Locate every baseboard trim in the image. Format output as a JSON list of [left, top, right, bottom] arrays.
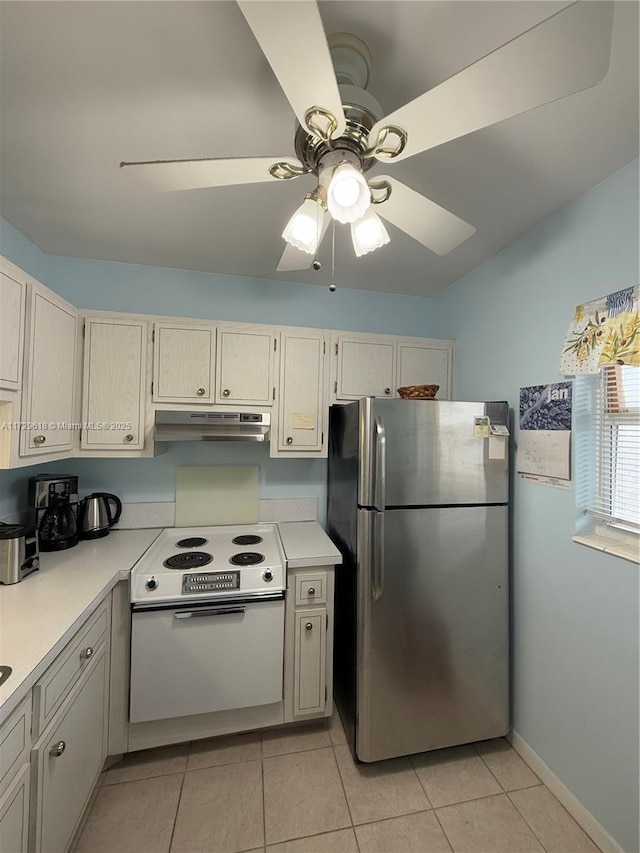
[[508, 729, 626, 853]]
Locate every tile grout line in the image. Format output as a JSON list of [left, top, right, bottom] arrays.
[[473, 745, 510, 794], [167, 769, 187, 853], [430, 802, 456, 853], [507, 790, 555, 853], [330, 741, 361, 850], [261, 733, 268, 851]]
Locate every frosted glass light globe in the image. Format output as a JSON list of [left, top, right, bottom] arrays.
[[351, 208, 390, 257], [282, 197, 323, 254], [327, 163, 370, 224]]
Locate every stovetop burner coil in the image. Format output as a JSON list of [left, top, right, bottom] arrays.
[[176, 536, 208, 548], [163, 551, 213, 570], [229, 552, 265, 566], [232, 534, 263, 546]]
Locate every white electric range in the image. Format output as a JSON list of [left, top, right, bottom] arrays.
[[129, 523, 287, 724]]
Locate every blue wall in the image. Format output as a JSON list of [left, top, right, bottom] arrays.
[[434, 159, 639, 852], [0, 216, 435, 521]]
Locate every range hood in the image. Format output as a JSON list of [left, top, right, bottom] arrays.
[[154, 411, 270, 442]]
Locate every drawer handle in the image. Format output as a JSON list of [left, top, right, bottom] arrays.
[[34, 435, 46, 445], [125, 434, 134, 443], [223, 388, 231, 397], [286, 436, 293, 445], [384, 388, 391, 395], [50, 741, 66, 757], [197, 387, 206, 396], [80, 646, 94, 660], [305, 622, 313, 631], [307, 587, 316, 596]]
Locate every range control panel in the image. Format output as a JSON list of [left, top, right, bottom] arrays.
[[182, 571, 241, 594]]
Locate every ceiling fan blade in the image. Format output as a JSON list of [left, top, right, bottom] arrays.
[[374, 176, 475, 256], [369, 1, 613, 162], [276, 212, 331, 272], [120, 156, 305, 191], [237, 0, 346, 139]]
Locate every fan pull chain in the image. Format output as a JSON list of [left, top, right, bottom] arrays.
[[329, 220, 337, 293]]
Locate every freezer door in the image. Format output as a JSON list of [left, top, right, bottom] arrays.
[[356, 505, 509, 762], [359, 398, 509, 507]]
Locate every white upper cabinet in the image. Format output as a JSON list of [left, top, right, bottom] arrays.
[[396, 339, 453, 399], [20, 281, 77, 456], [153, 323, 215, 404], [81, 318, 147, 450], [277, 329, 327, 454], [216, 326, 277, 406], [334, 333, 396, 400], [0, 268, 26, 390]]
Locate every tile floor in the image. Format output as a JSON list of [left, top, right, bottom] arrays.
[[72, 712, 601, 853]]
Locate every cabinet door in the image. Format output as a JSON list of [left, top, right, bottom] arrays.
[[21, 282, 77, 455], [397, 342, 453, 400], [31, 649, 107, 853], [0, 763, 30, 853], [294, 608, 327, 716], [278, 331, 326, 452], [216, 328, 276, 405], [81, 319, 147, 449], [153, 323, 215, 403], [335, 335, 396, 400], [0, 270, 26, 390]]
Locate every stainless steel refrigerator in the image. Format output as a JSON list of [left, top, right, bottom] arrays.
[[328, 398, 510, 763]]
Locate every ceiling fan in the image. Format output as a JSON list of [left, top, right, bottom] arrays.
[[121, 1, 613, 272]]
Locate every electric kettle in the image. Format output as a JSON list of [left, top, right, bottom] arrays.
[[78, 493, 122, 540]]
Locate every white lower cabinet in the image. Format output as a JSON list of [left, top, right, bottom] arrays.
[[0, 763, 30, 853], [284, 567, 334, 723], [30, 647, 108, 853], [293, 608, 327, 716]]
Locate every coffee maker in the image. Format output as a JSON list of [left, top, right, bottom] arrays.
[[29, 474, 80, 551]]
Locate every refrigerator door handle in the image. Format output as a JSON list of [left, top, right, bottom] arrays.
[[373, 416, 386, 512], [372, 510, 385, 601]]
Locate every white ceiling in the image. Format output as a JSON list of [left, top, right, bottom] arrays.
[[0, 1, 637, 298]]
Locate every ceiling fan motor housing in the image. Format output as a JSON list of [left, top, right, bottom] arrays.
[[295, 84, 383, 175]]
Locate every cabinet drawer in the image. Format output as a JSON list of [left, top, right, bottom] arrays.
[[32, 599, 110, 737], [0, 694, 32, 798], [294, 573, 327, 606], [0, 762, 30, 853], [31, 649, 108, 853]]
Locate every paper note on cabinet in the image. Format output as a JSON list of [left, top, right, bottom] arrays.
[[292, 412, 315, 430]]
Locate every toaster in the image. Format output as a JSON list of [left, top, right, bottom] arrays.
[[0, 521, 40, 584]]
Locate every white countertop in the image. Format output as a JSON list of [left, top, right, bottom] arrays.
[[277, 521, 343, 569], [0, 521, 342, 725], [0, 529, 159, 724]]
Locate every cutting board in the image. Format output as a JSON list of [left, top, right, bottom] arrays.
[[175, 465, 259, 527]]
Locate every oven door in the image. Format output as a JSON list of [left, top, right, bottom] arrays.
[[129, 595, 285, 723]]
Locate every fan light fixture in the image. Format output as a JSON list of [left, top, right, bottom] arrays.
[[351, 208, 390, 257], [282, 192, 325, 255], [326, 162, 370, 224]]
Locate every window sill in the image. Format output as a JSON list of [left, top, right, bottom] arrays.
[[572, 533, 639, 564]]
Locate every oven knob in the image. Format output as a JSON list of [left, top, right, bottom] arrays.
[[146, 576, 158, 591], [262, 570, 274, 583]]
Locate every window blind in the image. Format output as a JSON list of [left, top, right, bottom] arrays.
[[589, 365, 640, 530]]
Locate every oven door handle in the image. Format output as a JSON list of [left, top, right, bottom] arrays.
[[174, 605, 246, 619]]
